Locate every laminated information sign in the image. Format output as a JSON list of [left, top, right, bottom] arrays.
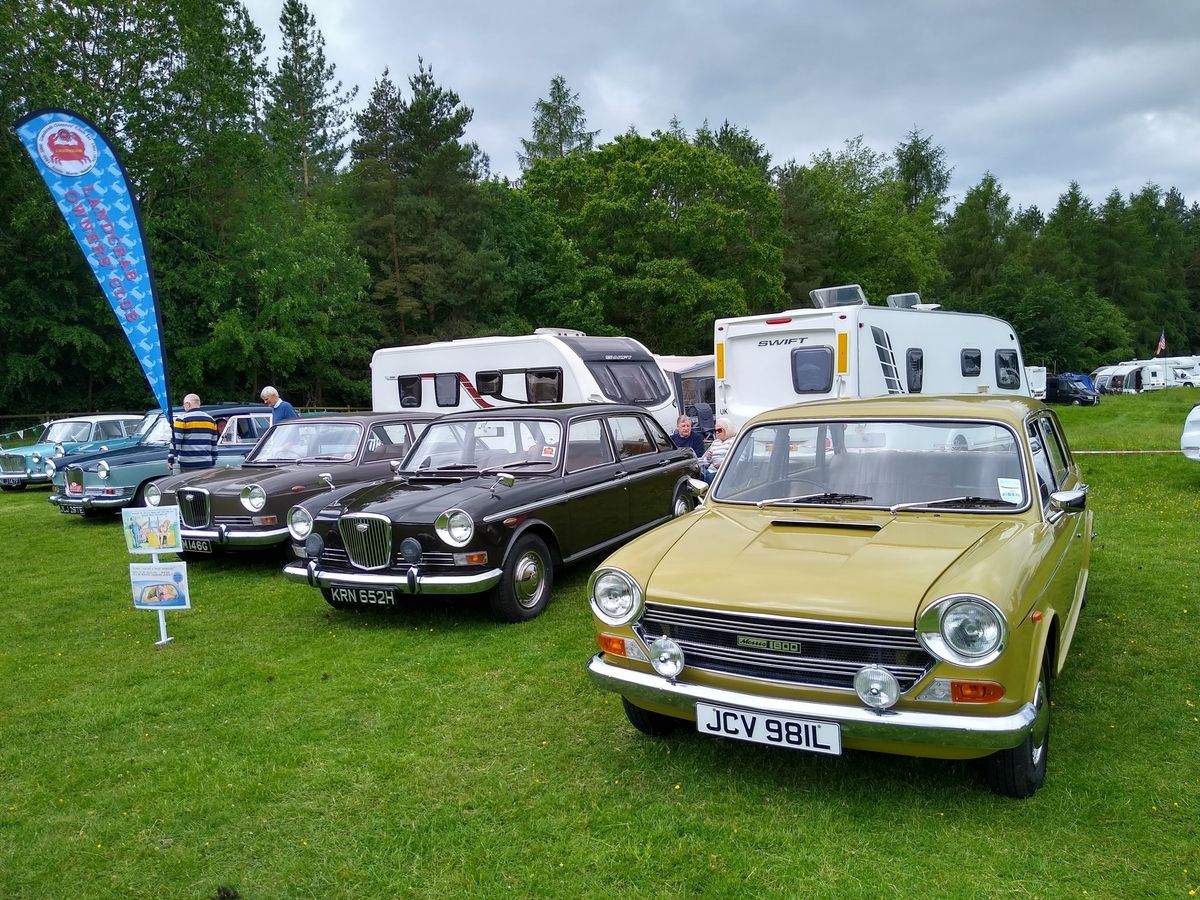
[[130, 561, 191, 610], [122, 506, 181, 554]]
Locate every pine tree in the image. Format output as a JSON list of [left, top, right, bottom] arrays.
[[518, 75, 598, 170]]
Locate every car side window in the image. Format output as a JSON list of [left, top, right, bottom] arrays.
[[566, 418, 615, 472], [608, 415, 654, 459], [646, 416, 674, 452], [96, 420, 124, 439], [363, 423, 411, 461], [1027, 420, 1056, 503], [1036, 417, 1070, 486]]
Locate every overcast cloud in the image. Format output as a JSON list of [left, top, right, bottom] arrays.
[[240, 0, 1200, 213]]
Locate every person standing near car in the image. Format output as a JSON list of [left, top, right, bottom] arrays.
[[260, 385, 299, 424], [170, 393, 218, 470], [670, 414, 706, 458]]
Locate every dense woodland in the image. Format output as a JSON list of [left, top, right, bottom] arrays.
[[3, 0, 1199, 416]]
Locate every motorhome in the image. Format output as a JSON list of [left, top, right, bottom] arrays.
[[714, 286, 1029, 428], [371, 330, 679, 433], [1094, 361, 1175, 394]]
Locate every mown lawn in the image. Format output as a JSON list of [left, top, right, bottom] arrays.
[[0, 393, 1197, 898]]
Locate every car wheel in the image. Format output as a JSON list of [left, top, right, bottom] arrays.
[[1, 482, 26, 492], [984, 653, 1050, 798], [489, 533, 553, 622], [1071, 399, 1081, 406], [622, 697, 684, 736], [672, 490, 692, 517]]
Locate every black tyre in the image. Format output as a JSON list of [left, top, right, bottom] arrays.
[[489, 533, 553, 622], [1, 482, 26, 492], [984, 654, 1050, 798], [1071, 399, 1081, 406], [622, 697, 684, 736]]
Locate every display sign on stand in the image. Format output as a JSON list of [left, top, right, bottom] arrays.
[[121, 506, 187, 646]]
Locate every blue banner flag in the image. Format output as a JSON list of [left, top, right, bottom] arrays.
[[14, 108, 171, 419]]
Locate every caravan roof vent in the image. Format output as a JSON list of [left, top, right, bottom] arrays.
[[886, 292, 921, 309], [809, 284, 868, 308], [534, 327, 588, 337]]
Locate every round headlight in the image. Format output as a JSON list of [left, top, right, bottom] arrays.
[[854, 665, 900, 709], [287, 505, 313, 541], [917, 594, 1007, 667], [434, 508, 474, 547], [54, 443, 65, 457], [97, 460, 110, 480], [588, 568, 643, 626], [240, 484, 267, 512], [31, 452, 41, 464], [649, 638, 685, 679], [144, 483, 161, 507], [44, 459, 56, 478], [942, 600, 1003, 658]]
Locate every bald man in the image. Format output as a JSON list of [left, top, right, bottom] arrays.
[[170, 393, 218, 470]]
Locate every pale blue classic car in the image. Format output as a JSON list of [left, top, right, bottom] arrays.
[[0, 414, 144, 491]]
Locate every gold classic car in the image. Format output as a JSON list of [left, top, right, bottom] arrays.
[[586, 395, 1092, 797]]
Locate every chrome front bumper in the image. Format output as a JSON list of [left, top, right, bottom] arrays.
[[48, 491, 131, 509], [587, 654, 1036, 751], [2, 473, 50, 486], [181, 525, 290, 547], [282, 560, 503, 596]]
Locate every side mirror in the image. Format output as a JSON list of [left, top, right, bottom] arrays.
[[687, 476, 709, 497], [318, 472, 334, 490], [1049, 488, 1087, 512], [490, 472, 516, 497]]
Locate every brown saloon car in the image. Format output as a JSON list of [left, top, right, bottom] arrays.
[[143, 412, 437, 554]]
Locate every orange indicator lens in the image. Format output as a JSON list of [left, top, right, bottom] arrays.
[[598, 634, 627, 657], [951, 681, 1005, 703]]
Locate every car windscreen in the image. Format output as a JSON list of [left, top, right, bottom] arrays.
[[711, 419, 1028, 511], [405, 419, 563, 472], [250, 422, 363, 462], [44, 421, 91, 443], [586, 362, 671, 405], [142, 417, 173, 445]]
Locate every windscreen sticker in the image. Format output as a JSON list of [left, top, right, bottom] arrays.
[[541, 446, 557, 458], [997, 477, 1023, 504]]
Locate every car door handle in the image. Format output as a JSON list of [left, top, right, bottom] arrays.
[[613, 470, 628, 479]]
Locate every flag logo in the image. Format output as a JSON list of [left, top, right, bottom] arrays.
[[36, 122, 98, 176], [1155, 330, 1167, 355]]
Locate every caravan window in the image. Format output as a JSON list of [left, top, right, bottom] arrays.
[[434, 373, 460, 407], [397, 376, 421, 408], [587, 362, 670, 405], [476, 372, 503, 395], [526, 369, 563, 403], [995, 351, 1021, 389], [791, 347, 834, 393], [961, 349, 982, 377], [906, 349, 924, 393]]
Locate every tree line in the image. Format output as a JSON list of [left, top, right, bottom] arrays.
[[2, 0, 1197, 416]]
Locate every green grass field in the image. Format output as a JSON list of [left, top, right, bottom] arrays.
[[1, 392, 1198, 898]]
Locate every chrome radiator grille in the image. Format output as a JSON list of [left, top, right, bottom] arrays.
[[637, 603, 934, 692], [337, 514, 392, 569], [1, 454, 25, 474], [66, 467, 85, 494], [321, 547, 455, 569], [177, 490, 210, 527]]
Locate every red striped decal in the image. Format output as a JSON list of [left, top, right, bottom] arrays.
[[456, 373, 494, 408]]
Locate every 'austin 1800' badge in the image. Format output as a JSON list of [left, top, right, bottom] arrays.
[[737, 635, 802, 654]]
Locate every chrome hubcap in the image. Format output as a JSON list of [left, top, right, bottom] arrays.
[[514, 551, 545, 608], [1029, 679, 1049, 766], [673, 496, 689, 517]]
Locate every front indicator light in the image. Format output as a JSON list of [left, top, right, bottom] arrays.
[[453, 551, 488, 565], [598, 633, 650, 662], [251, 515, 278, 526], [951, 681, 1006, 703], [854, 665, 900, 710], [649, 638, 684, 679]]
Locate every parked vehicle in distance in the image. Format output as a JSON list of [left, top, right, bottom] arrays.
[[714, 285, 1029, 429], [47, 405, 271, 515], [1181, 403, 1200, 461], [0, 413, 144, 490], [371, 329, 680, 433], [654, 354, 716, 429], [1025, 366, 1047, 400], [143, 412, 437, 554], [586, 395, 1091, 798], [284, 404, 701, 622], [1045, 373, 1100, 406]]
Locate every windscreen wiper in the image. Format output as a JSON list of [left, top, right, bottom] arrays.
[[890, 496, 1020, 514], [480, 460, 553, 473], [757, 492, 873, 507]]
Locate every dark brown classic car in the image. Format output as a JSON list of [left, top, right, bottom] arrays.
[[283, 404, 702, 621], [144, 413, 437, 554]]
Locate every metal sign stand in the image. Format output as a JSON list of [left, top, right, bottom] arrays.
[[150, 550, 173, 646]]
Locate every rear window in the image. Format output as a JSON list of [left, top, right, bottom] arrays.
[[791, 347, 834, 393]]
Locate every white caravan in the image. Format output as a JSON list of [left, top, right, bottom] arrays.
[[653, 354, 715, 421], [371, 330, 679, 432], [714, 286, 1029, 428]]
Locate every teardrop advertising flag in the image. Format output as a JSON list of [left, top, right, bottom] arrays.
[[13, 108, 171, 419]]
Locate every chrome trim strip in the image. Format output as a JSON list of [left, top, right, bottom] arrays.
[[586, 654, 1035, 750], [282, 562, 502, 595]]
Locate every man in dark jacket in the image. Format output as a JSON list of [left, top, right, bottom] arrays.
[[670, 415, 706, 458], [170, 394, 218, 470], [260, 385, 299, 424]]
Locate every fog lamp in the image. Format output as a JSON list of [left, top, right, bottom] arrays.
[[649, 638, 685, 679], [303, 533, 324, 559], [854, 665, 900, 710], [399, 537, 423, 563]]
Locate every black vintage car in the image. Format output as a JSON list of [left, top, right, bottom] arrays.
[[143, 412, 438, 554], [283, 404, 701, 621]]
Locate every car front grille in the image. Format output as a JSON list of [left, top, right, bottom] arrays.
[[337, 514, 392, 569], [214, 515, 254, 527], [177, 490, 210, 527], [320, 546, 456, 570], [1, 454, 25, 474], [636, 603, 934, 693], [66, 467, 85, 494]]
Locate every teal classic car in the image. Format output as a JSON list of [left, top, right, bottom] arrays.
[[0, 414, 143, 491], [47, 404, 271, 514]]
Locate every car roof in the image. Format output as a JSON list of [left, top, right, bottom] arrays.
[[435, 403, 650, 423], [269, 411, 439, 426], [748, 394, 1044, 428], [50, 413, 144, 424]]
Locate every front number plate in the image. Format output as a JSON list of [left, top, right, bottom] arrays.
[[182, 538, 212, 553], [59, 504, 85, 515], [695, 702, 842, 755], [329, 586, 395, 607]]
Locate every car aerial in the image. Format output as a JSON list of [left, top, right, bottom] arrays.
[[283, 403, 701, 622], [47, 404, 272, 515], [1045, 374, 1099, 406], [0, 413, 144, 491], [585, 395, 1092, 798], [142, 412, 438, 555], [1182, 403, 1200, 461]]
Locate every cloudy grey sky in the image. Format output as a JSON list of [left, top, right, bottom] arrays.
[[240, 0, 1200, 213]]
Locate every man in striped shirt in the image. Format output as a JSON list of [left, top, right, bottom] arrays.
[[170, 394, 218, 470]]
